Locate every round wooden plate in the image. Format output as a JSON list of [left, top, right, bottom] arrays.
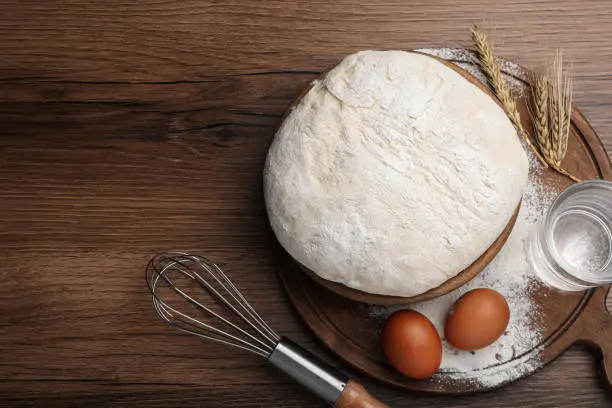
[[275, 49, 612, 393], [275, 50, 523, 305]]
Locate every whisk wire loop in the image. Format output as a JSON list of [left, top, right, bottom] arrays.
[[146, 252, 280, 358], [192, 258, 280, 346], [167, 259, 274, 353]]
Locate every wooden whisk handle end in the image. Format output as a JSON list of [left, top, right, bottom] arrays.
[[334, 380, 389, 408]]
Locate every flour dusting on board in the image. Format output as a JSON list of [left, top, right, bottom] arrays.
[[417, 48, 528, 96], [369, 51, 557, 387]]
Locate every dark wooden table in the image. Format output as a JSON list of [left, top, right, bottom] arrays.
[[2, 1, 612, 407]]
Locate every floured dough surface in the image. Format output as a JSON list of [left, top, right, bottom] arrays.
[[264, 50, 528, 297]]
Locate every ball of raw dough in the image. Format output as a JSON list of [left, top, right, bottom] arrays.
[[264, 50, 528, 297]]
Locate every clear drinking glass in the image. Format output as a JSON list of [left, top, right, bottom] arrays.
[[529, 180, 612, 291]]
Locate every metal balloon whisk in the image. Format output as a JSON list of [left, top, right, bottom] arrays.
[[145, 252, 386, 408], [146, 252, 279, 357]]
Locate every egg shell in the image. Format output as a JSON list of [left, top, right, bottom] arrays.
[[444, 288, 510, 351], [382, 310, 442, 379]]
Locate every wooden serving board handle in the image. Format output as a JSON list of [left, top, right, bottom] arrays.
[[335, 380, 389, 408], [574, 286, 612, 390]]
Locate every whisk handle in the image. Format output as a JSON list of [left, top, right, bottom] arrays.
[[268, 338, 388, 407], [334, 380, 388, 408]]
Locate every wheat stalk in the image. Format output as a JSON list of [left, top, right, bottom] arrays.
[[531, 74, 549, 155], [553, 51, 572, 165], [471, 25, 549, 167], [549, 50, 578, 181], [548, 76, 561, 166], [529, 51, 580, 182]]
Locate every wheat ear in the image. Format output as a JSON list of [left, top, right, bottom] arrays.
[[471, 25, 548, 167], [548, 50, 579, 181], [531, 74, 550, 155], [529, 51, 580, 182]]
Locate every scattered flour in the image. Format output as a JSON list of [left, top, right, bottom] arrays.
[[416, 47, 469, 61], [417, 48, 528, 96], [368, 50, 558, 388]]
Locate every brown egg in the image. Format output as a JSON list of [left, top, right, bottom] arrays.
[[445, 288, 510, 351], [382, 310, 442, 379]]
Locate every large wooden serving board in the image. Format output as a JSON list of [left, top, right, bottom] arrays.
[[276, 49, 612, 394]]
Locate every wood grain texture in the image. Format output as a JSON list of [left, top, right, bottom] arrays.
[[1, 1, 612, 407]]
